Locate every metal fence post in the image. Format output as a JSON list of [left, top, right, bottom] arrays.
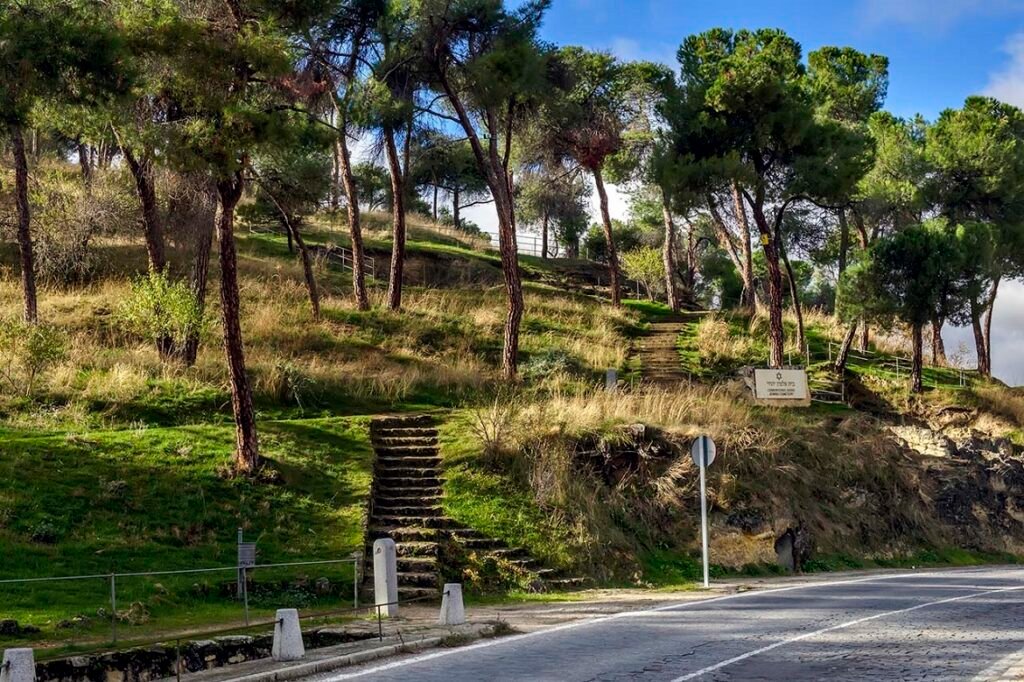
[[353, 555, 359, 609], [109, 573, 117, 643], [242, 567, 250, 626]]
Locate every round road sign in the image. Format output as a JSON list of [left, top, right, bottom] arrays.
[[690, 435, 717, 467]]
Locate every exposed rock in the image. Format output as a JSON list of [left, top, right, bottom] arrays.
[[888, 425, 956, 458]]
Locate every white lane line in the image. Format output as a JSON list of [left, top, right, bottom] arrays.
[[669, 584, 1024, 681], [315, 569, 1020, 681]]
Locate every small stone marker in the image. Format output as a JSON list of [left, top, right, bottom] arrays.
[[271, 609, 305, 662], [439, 583, 465, 626], [373, 538, 399, 618], [1, 648, 36, 682], [605, 369, 617, 392]]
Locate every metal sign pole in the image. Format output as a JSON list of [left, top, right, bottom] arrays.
[[699, 439, 710, 589]]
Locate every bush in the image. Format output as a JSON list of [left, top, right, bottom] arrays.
[[0, 320, 68, 396], [621, 247, 665, 300], [117, 271, 206, 350]]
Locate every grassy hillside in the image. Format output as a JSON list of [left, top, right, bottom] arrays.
[[1, 209, 1022, 644]]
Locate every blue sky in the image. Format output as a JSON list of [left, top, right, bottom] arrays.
[[535, 0, 1024, 120]]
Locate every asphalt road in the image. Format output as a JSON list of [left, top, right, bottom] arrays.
[[307, 567, 1024, 681]]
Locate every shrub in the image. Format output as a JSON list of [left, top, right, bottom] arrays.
[[621, 247, 665, 300], [0, 320, 68, 396], [117, 271, 206, 350], [695, 315, 750, 366]]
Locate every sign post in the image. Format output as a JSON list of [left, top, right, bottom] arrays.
[[690, 435, 717, 589]]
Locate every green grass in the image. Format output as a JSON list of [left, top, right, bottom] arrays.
[[437, 413, 576, 573], [0, 416, 373, 646]]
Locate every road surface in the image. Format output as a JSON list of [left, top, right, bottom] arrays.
[[306, 566, 1024, 681]]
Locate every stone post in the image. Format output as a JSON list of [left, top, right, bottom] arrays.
[[373, 538, 399, 618], [271, 609, 305, 662], [605, 369, 617, 392], [1, 648, 35, 682], [438, 583, 465, 626]]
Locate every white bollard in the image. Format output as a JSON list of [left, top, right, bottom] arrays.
[[373, 538, 399, 618], [1, 648, 36, 682], [271, 609, 305, 662], [438, 583, 465, 626]]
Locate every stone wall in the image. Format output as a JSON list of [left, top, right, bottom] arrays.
[[36, 628, 375, 682]]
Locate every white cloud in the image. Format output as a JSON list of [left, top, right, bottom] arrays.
[[943, 280, 1024, 386], [984, 31, 1024, 106], [607, 37, 677, 69], [860, 0, 1024, 31]]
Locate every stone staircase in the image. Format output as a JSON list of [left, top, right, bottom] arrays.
[[367, 414, 444, 601], [637, 315, 692, 387], [366, 414, 586, 599]]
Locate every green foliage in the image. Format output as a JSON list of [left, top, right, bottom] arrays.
[[116, 271, 205, 349], [621, 247, 665, 300], [0, 321, 68, 397]]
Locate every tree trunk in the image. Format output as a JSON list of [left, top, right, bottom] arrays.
[[972, 301, 991, 377], [181, 189, 216, 367], [263, 188, 320, 322], [432, 183, 438, 222], [983, 275, 1001, 376], [931, 314, 947, 367], [837, 208, 850, 279], [541, 211, 549, 260], [732, 182, 757, 310], [122, 147, 167, 273], [11, 126, 38, 324], [333, 101, 370, 311], [661, 189, 680, 313], [384, 127, 406, 311], [911, 321, 924, 393], [78, 142, 93, 189], [834, 321, 858, 374], [121, 144, 175, 359], [859, 321, 870, 353], [593, 166, 621, 307], [331, 119, 342, 212], [749, 202, 785, 368], [453, 186, 460, 231], [779, 235, 805, 355], [216, 174, 260, 474]]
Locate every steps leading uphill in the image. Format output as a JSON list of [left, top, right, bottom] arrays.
[[368, 414, 444, 601], [367, 414, 588, 600]]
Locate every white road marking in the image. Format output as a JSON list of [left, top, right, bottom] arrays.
[[315, 568, 1021, 681], [669, 583, 1024, 681]]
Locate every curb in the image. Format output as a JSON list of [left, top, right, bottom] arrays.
[[224, 636, 445, 682]]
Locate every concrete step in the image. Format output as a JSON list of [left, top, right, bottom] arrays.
[[373, 436, 439, 447], [487, 547, 531, 560], [371, 415, 435, 430], [444, 528, 489, 540], [397, 571, 440, 588], [377, 475, 441, 488], [369, 527, 438, 542], [376, 464, 440, 475], [374, 445, 440, 457], [372, 504, 443, 517], [397, 586, 440, 602], [374, 494, 442, 506], [375, 455, 442, 467], [372, 515, 447, 529], [397, 557, 439, 573], [373, 428, 438, 439], [456, 537, 505, 550], [395, 542, 439, 557], [375, 485, 442, 497]]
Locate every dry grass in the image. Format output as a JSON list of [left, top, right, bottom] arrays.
[[0, 230, 634, 426]]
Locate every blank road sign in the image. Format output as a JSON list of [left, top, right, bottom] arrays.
[[690, 435, 717, 467]]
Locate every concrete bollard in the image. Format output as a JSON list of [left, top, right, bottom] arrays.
[[438, 583, 465, 626], [373, 538, 399, 618], [1, 648, 36, 682], [271, 609, 305, 662]]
